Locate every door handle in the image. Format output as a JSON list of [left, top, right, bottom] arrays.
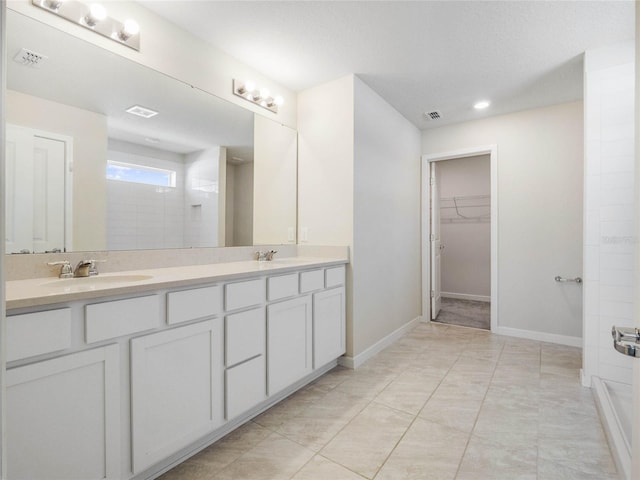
[[612, 326, 640, 358]]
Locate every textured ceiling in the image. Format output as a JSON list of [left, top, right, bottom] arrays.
[[139, 1, 634, 129]]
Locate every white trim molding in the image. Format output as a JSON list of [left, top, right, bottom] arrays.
[[592, 377, 631, 480], [338, 316, 423, 369], [497, 326, 581, 348], [442, 292, 490, 303], [421, 145, 498, 332]]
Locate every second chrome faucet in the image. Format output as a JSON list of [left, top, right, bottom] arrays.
[[48, 259, 105, 278]]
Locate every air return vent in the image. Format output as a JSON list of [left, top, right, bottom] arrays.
[[423, 110, 442, 121], [13, 48, 48, 67]]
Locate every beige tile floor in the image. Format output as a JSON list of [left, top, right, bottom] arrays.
[[159, 322, 618, 480]]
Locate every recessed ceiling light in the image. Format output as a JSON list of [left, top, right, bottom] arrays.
[[474, 100, 490, 110], [126, 105, 159, 118]]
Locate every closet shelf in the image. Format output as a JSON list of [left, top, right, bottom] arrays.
[[440, 194, 490, 223]]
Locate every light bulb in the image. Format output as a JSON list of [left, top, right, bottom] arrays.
[[45, 0, 66, 10], [123, 19, 139, 36], [274, 96, 284, 106], [84, 3, 106, 26], [244, 81, 256, 93], [259, 88, 270, 99], [474, 100, 490, 110]]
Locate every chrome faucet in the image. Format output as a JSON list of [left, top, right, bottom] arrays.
[[255, 250, 278, 261], [74, 260, 93, 277], [74, 259, 103, 277], [47, 261, 74, 278], [47, 259, 104, 278]]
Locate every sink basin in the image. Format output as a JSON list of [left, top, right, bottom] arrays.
[[40, 274, 154, 290]]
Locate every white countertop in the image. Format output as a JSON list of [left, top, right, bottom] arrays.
[[6, 257, 347, 310]]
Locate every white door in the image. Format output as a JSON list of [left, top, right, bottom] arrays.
[[5, 126, 66, 253], [430, 162, 442, 320]]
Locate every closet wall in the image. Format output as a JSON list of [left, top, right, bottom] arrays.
[[439, 155, 491, 300]]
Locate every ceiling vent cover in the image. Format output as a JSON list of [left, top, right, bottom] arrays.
[[13, 48, 48, 67], [424, 110, 442, 121], [125, 105, 159, 119]]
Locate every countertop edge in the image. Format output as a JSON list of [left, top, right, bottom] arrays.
[[6, 257, 348, 311]]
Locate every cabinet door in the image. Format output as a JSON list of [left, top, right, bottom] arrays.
[[226, 355, 266, 420], [313, 287, 346, 368], [267, 296, 312, 395], [131, 319, 224, 473], [7, 345, 120, 480]]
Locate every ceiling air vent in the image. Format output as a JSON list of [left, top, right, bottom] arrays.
[[424, 110, 442, 121], [13, 48, 48, 68]]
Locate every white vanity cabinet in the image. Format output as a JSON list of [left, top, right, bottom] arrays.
[[5, 258, 347, 480], [6, 345, 121, 480], [267, 296, 313, 395], [130, 319, 224, 473]]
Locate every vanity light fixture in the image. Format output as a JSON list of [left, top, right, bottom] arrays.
[[126, 105, 159, 119], [474, 100, 491, 110], [233, 79, 283, 114], [31, 0, 141, 51]]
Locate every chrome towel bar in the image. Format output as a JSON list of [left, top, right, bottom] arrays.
[[554, 276, 582, 284]]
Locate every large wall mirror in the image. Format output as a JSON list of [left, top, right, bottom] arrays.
[[5, 9, 297, 254]]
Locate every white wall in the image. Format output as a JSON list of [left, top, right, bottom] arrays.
[[583, 42, 635, 386], [423, 102, 584, 343], [6, 89, 107, 251], [6, 0, 297, 128], [253, 115, 297, 245], [298, 75, 355, 354], [298, 74, 422, 360], [352, 76, 422, 357], [438, 155, 491, 299], [298, 76, 354, 247], [107, 140, 185, 250], [184, 148, 222, 248], [226, 162, 254, 247]]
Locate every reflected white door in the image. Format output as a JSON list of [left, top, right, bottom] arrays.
[[430, 162, 442, 320], [5, 126, 66, 253]]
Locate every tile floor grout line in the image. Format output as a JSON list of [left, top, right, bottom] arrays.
[[371, 326, 473, 479], [307, 323, 458, 479], [452, 337, 506, 480]]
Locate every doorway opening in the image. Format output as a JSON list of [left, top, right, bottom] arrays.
[[431, 155, 491, 329], [422, 145, 498, 331]]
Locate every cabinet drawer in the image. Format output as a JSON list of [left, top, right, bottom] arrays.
[[7, 308, 72, 362], [225, 278, 265, 311], [226, 355, 265, 420], [86, 295, 158, 343], [300, 270, 324, 293], [167, 285, 221, 325], [267, 273, 299, 301], [325, 265, 346, 288], [225, 308, 265, 367]]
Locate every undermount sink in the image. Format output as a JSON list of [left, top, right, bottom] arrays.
[[40, 274, 154, 289]]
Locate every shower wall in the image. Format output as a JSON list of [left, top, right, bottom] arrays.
[[582, 41, 636, 387]]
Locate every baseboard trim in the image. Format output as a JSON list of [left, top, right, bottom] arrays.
[[592, 377, 631, 480], [338, 316, 423, 369], [497, 326, 582, 347], [442, 292, 490, 303]]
